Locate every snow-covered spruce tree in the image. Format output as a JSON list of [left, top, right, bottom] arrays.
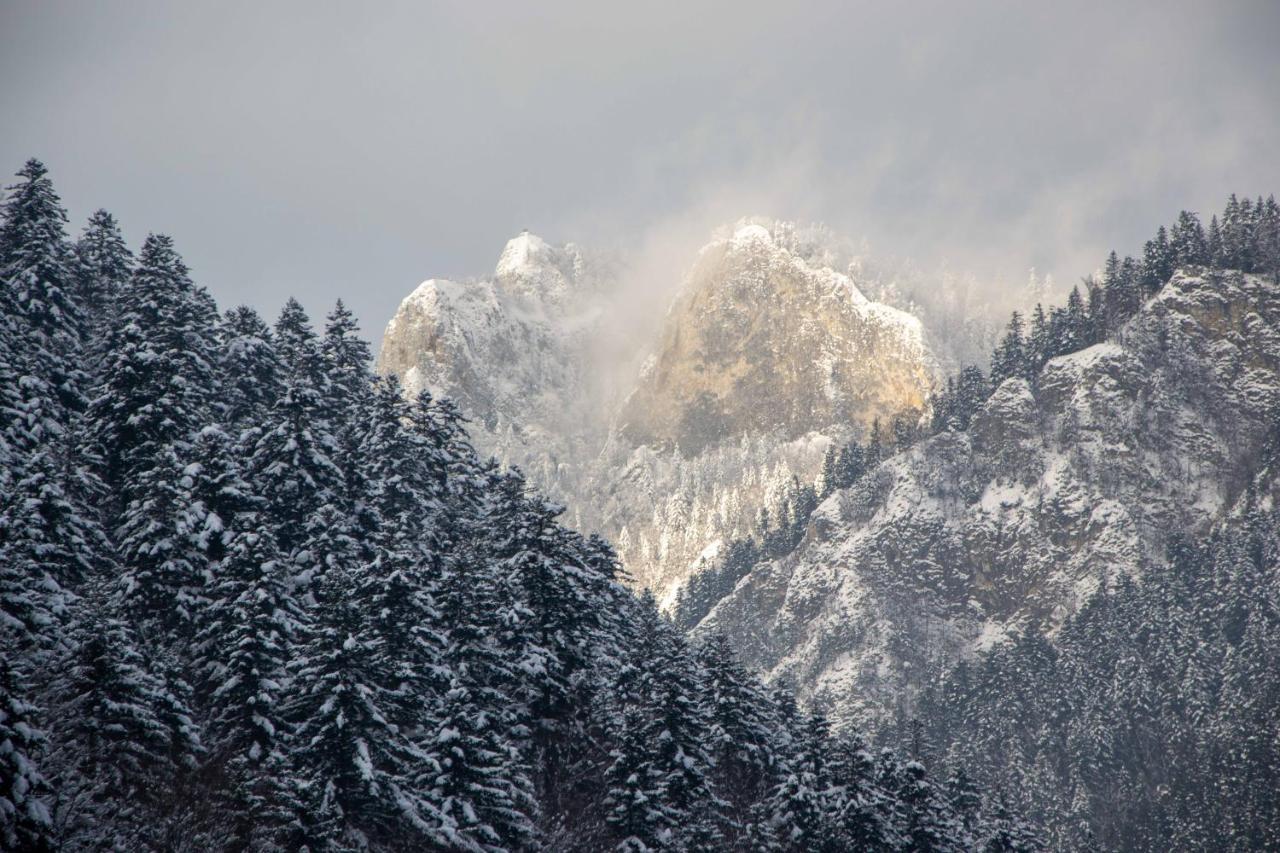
[[1169, 210, 1208, 268], [0, 158, 105, 596], [428, 662, 539, 851], [348, 375, 461, 845], [695, 631, 781, 842], [600, 704, 658, 853], [353, 377, 451, 672], [1141, 225, 1174, 293], [322, 300, 377, 533], [247, 301, 346, 588], [484, 469, 604, 738], [894, 758, 963, 853], [321, 299, 373, 406], [273, 296, 328, 388], [1220, 194, 1249, 272], [43, 599, 201, 850], [407, 389, 485, 489], [184, 420, 305, 847], [89, 234, 220, 636], [286, 553, 441, 850], [195, 516, 305, 850], [280, 374, 467, 849], [74, 209, 133, 344], [90, 232, 217, 493], [988, 312, 1027, 388], [462, 470, 543, 747], [603, 594, 721, 850], [0, 160, 108, 852], [815, 441, 838, 499], [0, 159, 86, 419], [218, 305, 283, 431], [428, 502, 539, 852], [765, 709, 838, 852], [825, 730, 899, 851]]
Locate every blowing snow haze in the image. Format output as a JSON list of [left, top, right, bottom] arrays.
[[5, 2, 1280, 851]]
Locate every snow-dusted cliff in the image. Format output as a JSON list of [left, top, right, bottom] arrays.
[[697, 269, 1280, 728], [620, 223, 930, 453]]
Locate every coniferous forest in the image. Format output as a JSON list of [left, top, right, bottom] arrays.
[[916, 500, 1280, 851], [0, 160, 1041, 851]]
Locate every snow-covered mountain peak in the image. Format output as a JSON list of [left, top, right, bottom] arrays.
[[620, 219, 934, 454], [493, 230, 586, 306], [726, 221, 774, 249], [495, 230, 551, 279]]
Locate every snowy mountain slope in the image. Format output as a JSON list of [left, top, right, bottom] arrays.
[[697, 268, 1280, 729], [377, 221, 938, 600]]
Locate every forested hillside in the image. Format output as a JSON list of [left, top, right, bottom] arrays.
[[916, 497, 1280, 851], [0, 160, 1032, 851], [680, 193, 1280, 638], [679, 192, 1280, 851]]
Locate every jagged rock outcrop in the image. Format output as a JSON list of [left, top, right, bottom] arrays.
[[377, 232, 604, 427], [698, 269, 1280, 729], [619, 223, 930, 454]]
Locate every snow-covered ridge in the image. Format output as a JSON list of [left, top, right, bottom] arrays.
[[698, 268, 1280, 730]]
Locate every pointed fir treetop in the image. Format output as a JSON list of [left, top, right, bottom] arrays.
[[1, 158, 82, 390], [322, 298, 372, 393], [75, 209, 133, 317], [274, 297, 325, 385]]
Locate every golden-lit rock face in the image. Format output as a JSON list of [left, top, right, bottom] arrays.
[[620, 224, 931, 455]]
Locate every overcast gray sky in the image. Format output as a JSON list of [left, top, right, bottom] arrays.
[[3, 0, 1278, 346]]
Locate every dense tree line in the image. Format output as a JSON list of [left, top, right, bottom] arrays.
[[936, 193, 1280, 426], [0, 159, 1031, 850]]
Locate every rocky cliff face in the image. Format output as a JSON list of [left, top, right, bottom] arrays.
[[697, 269, 1280, 728], [620, 224, 930, 455], [377, 221, 938, 600]]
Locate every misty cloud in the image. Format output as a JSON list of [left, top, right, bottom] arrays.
[[2, 0, 1277, 346]]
